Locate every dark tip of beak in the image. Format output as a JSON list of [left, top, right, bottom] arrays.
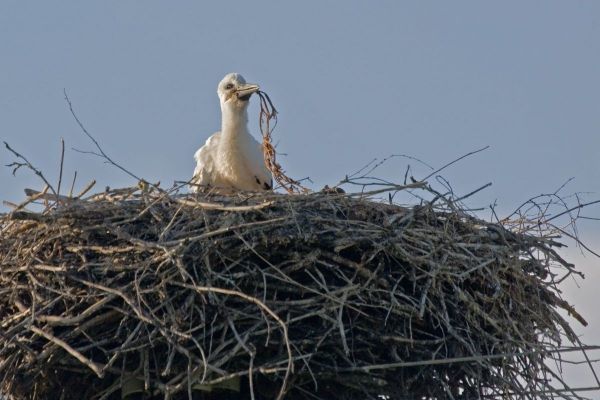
[[236, 84, 260, 101]]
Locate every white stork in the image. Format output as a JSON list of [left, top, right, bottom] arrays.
[[190, 73, 272, 192]]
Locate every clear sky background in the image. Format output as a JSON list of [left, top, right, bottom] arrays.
[[1, 0, 599, 391]]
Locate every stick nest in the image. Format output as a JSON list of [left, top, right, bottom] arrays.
[[0, 184, 588, 399]]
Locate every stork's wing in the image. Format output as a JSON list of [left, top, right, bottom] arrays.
[[191, 132, 221, 192]]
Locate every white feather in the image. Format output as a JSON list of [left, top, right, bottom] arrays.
[[191, 73, 272, 192]]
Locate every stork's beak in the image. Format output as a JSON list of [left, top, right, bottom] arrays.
[[236, 83, 260, 100]]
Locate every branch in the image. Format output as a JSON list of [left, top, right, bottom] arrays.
[[3, 141, 57, 197], [422, 145, 490, 181], [63, 89, 146, 184]]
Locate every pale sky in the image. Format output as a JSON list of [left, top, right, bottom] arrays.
[[1, 0, 599, 391]]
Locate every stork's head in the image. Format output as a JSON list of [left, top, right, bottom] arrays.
[[217, 73, 259, 110]]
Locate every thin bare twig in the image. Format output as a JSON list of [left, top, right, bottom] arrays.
[[3, 142, 57, 196], [57, 138, 65, 199], [422, 145, 490, 181], [63, 89, 147, 185]]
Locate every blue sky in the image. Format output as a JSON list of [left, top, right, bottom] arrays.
[[1, 0, 599, 389]]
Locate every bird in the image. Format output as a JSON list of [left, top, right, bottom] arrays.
[[190, 73, 273, 192]]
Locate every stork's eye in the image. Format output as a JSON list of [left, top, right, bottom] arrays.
[[225, 83, 234, 90]]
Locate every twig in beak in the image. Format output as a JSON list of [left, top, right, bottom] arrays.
[[257, 90, 309, 194]]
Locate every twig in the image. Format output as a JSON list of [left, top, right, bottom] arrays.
[[257, 90, 309, 194], [3, 142, 57, 196], [343, 346, 600, 373], [63, 89, 147, 185], [176, 283, 293, 400], [544, 199, 600, 224], [29, 325, 105, 378], [421, 145, 490, 181], [68, 171, 77, 198], [57, 138, 65, 199]]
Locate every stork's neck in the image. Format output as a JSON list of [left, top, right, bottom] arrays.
[[220, 105, 249, 139]]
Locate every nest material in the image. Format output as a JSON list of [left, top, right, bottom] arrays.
[[257, 90, 308, 195], [0, 184, 588, 399]]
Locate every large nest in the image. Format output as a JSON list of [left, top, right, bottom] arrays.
[[0, 183, 590, 399]]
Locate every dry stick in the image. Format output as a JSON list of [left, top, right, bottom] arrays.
[[37, 295, 117, 326], [3, 141, 57, 196], [68, 171, 77, 198], [341, 345, 600, 373], [480, 385, 600, 398], [24, 188, 74, 204], [77, 179, 96, 198], [1, 200, 20, 210], [57, 137, 65, 200], [29, 325, 105, 378], [225, 317, 256, 400], [234, 233, 364, 315], [175, 283, 293, 400], [506, 188, 600, 260], [176, 198, 276, 211], [421, 145, 490, 181], [160, 217, 290, 247], [506, 178, 576, 221], [73, 279, 154, 325], [345, 154, 435, 186], [63, 90, 148, 186], [257, 90, 309, 194], [567, 329, 600, 387], [553, 225, 600, 259], [337, 291, 350, 357], [347, 181, 427, 198], [36, 310, 121, 363], [4, 185, 50, 212], [453, 182, 492, 203], [543, 199, 600, 225]]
